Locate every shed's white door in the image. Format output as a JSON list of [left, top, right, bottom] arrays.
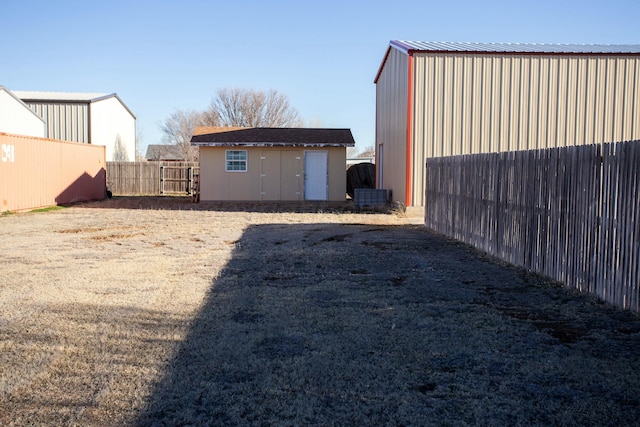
[[304, 151, 328, 201]]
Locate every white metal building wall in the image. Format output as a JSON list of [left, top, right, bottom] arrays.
[[0, 90, 46, 138], [90, 97, 137, 161]]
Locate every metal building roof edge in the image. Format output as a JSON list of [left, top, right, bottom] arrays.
[[390, 40, 640, 54], [0, 86, 47, 124], [376, 40, 640, 83], [12, 90, 111, 102], [11, 90, 137, 119]]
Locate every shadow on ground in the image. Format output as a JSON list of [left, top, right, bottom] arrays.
[[135, 223, 640, 426]]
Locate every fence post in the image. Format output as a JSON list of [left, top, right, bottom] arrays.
[[160, 165, 164, 195]]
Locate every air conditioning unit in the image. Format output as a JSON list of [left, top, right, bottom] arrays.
[[354, 188, 388, 208]]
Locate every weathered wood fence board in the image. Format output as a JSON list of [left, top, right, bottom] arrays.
[[425, 140, 640, 312], [107, 162, 199, 195]]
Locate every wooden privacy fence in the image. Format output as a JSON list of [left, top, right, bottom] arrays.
[[107, 161, 199, 195], [425, 140, 640, 312]]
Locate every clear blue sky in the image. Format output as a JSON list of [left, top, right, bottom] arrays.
[[2, 0, 638, 153]]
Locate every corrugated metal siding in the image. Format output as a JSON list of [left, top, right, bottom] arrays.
[[411, 53, 640, 206], [0, 133, 105, 212], [24, 102, 90, 143], [375, 47, 409, 204]]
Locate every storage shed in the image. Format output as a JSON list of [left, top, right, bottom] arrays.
[[0, 86, 45, 138], [191, 127, 355, 201], [374, 41, 640, 208], [13, 91, 136, 161]]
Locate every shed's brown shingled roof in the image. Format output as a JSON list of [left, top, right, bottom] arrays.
[[191, 127, 355, 147]]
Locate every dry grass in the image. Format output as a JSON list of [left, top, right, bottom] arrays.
[[0, 196, 639, 426]]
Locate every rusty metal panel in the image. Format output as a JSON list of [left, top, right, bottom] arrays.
[[0, 133, 105, 212]]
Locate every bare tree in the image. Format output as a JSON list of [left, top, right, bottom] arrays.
[[347, 145, 375, 159], [160, 109, 216, 161], [357, 145, 375, 158], [135, 128, 145, 161], [160, 89, 301, 162], [208, 88, 302, 127], [113, 134, 129, 161]]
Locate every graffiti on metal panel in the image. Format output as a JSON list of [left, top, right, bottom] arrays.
[[1, 144, 14, 162]]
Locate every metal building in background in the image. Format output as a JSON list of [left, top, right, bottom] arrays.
[[0, 86, 46, 138], [374, 41, 640, 208], [13, 91, 137, 162]]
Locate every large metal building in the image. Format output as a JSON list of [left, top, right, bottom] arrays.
[[374, 40, 640, 209], [13, 91, 137, 161]]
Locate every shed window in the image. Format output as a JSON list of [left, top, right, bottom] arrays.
[[225, 150, 247, 172]]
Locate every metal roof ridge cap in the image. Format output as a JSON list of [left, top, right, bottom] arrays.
[[13, 90, 110, 101], [390, 40, 414, 54], [391, 40, 640, 54]]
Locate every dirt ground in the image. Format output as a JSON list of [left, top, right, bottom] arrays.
[[1, 196, 639, 426]]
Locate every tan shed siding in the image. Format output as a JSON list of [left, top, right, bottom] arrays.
[[326, 147, 347, 201], [199, 147, 261, 201], [199, 146, 346, 202], [376, 47, 409, 204]]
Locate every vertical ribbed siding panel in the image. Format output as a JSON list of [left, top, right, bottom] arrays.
[[414, 53, 640, 156], [489, 56, 501, 152], [518, 57, 530, 151], [571, 57, 583, 145], [528, 58, 541, 149], [546, 56, 558, 148], [508, 57, 520, 151], [584, 58, 597, 145], [593, 59, 607, 144], [462, 56, 474, 155], [375, 48, 408, 203], [620, 58, 633, 139], [555, 57, 568, 147], [634, 59, 640, 138], [412, 57, 426, 206], [499, 56, 511, 152], [432, 56, 444, 157], [22, 102, 89, 143], [480, 57, 493, 153]]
